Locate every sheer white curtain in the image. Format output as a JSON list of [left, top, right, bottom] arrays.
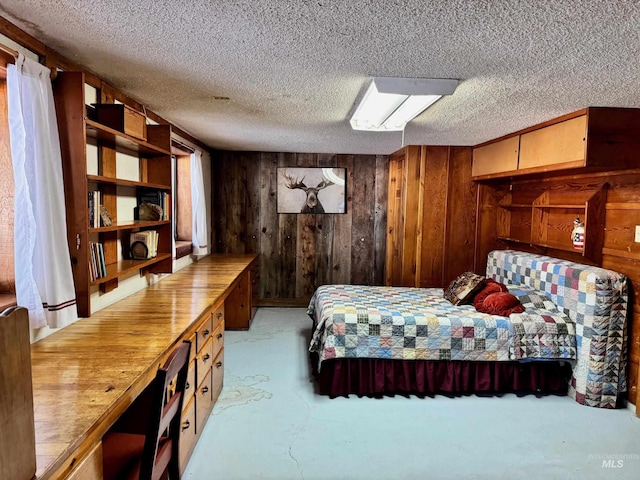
[[190, 150, 208, 256], [7, 54, 78, 329]]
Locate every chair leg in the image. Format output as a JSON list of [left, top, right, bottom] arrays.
[[167, 459, 180, 480]]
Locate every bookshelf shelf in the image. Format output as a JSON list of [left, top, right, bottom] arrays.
[[54, 71, 174, 317], [496, 184, 606, 264], [85, 119, 171, 156], [87, 174, 171, 191], [90, 254, 172, 286], [89, 220, 170, 233]]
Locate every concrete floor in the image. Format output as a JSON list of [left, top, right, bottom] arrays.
[[183, 307, 640, 480]]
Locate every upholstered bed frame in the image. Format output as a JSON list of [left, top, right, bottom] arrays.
[[487, 250, 628, 408]]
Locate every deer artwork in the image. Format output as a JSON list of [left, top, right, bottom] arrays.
[[283, 171, 334, 213]]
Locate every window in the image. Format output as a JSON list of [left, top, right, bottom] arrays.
[[0, 51, 16, 309], [172, 142, 193, 259]]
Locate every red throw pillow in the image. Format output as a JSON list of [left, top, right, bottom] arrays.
[[472, 279, 508, 310], [476, 292, 525, 316]]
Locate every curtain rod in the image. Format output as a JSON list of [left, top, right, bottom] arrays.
[[0, 42, 19, 58]]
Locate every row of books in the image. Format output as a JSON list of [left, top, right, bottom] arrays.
[[129, 230, 159, 259], [137, 190, 170, 221], [88, 190, 102, 228], [89, 242, 107, 282]]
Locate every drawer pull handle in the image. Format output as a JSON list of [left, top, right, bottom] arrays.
[[202, 386, 209, 394], [182, 420, 190, 432], [217, 312, 223, 319], [202, 329, 210, 337], [185, 381, 190, 390], [203, 353, 210, 362], [216, 361, 223, 368], [217, 333, 223, 340]]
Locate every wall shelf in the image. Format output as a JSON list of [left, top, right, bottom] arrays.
[[54, 71, 174, 317], [89, 253, 172, 286], [496, 183, 607, 263], [87, 174, 171, 191], [89, 220, 171, 233], [86, 119, 171, 156]]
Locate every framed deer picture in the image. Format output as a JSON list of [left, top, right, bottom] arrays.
[[277, 167, 347, 214]]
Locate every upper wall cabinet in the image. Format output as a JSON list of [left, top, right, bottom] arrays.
[[472, 107, 640, 181]]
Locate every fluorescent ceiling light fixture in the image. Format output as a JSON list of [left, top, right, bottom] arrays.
[[350, 77, 458, 131]]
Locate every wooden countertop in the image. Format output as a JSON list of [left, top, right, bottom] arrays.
[[30, 254, 257, 480]]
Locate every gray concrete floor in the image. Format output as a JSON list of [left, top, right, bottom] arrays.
[[183, 307, 640, 480]]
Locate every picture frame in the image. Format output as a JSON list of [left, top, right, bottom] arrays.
[[277, 167, 347, 214]]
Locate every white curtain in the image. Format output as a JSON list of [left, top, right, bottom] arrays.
[[7, 54, 78, 329], [190, 150, 208, 256]]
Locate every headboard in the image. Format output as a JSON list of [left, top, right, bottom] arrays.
[[486, 250, 628, 409]]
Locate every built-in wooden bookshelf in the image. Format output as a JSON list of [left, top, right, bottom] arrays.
[[496, 183, 607, 264], [53, 71, 173, 317]]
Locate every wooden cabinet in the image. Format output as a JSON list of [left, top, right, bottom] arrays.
[[225, 258, 259, 330], [472, 136, 519, 177], [179, 301, 225, 472], [53, 71, 173, 317], [518, 115, 587, 170], [496, 183, 607, 264], [385, 145, 476, 288], [472, 107, 640, 181]]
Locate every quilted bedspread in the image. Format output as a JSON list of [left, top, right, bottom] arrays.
[[308, 284, 576, 368]]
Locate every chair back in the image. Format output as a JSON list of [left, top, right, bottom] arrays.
[[140, 340, 191, 480]]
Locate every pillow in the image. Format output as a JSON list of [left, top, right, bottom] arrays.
[[473, 279, 508, 310], [443, 272, 485, 305], [475, 292, 525, 316]]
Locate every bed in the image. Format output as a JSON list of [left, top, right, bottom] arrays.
[[308, 250, 629, 408]]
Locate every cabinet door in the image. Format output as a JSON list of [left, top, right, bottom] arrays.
[[472, 136, 519, 177], [519, 115, 587, 170]]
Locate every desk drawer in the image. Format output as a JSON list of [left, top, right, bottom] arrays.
[[64, 441, 102, 480], [196, 336, 213, 388], [211, 321, 224, 360], [196, 315, 213, 353], [195, 368, 213, 434], [211, 303, 224, 331], [212, 349, 224, 404], [179, 395, 196, 471]]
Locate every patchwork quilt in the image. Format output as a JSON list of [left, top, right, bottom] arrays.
[[487, 250, 628, 408], [308, 284, 576, 368]]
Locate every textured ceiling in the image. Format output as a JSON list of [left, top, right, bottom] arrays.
[[2, 0, 640, 155]]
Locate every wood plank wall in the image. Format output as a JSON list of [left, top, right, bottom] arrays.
[[475, 169, 640, 406], [385, 146, 477, 288], [212, 151, 389, 305]]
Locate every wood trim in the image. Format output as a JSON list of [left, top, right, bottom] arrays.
[[0, 16, 46, 56], [0, 15, 210, 152]]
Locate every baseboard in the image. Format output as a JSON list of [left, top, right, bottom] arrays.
[[257, 298, 309, 308]]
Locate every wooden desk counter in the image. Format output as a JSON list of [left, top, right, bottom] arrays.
[[30, 254, 258, 480]]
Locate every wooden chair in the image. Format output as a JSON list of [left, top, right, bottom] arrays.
[[102, 340, 191, 480]]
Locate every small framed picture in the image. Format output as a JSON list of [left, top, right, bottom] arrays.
[[277, 167, 346, 214]]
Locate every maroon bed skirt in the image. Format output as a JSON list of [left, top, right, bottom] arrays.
[[312, 355, 571, 398]]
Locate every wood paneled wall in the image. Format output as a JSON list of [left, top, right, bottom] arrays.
[[476, 170, 640, 406], [385, 146, 477, 288], [212, 151, 389, 305]]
